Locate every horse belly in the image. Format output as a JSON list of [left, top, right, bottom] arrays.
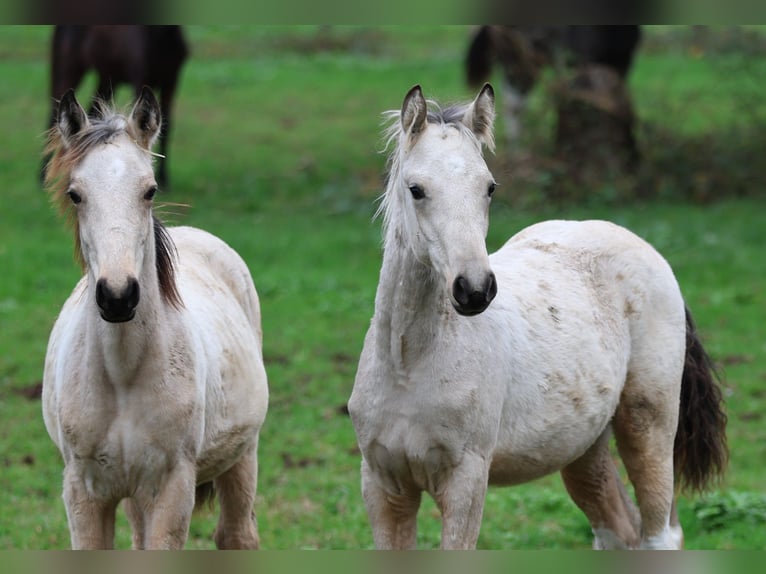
[[485, 243, 631, 484], [488, 377, 623, 485], [191, 312, 267, 484]]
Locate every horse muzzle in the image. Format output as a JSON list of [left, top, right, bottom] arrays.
[[96, 277, 140, 323], [451, 271, 497, 316]]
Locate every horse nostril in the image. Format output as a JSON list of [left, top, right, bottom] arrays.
[[95, 277, 140, 322], [452, 272, 496, 315], [453, 276, 472, 307], [486, 272, 497, 302], [95, 278, 110, 309], [124, 277, 140, 309]]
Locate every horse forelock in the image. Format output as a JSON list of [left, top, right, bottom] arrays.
[[44, 102, 181, 309], [45, 101, 155, 214], [376, 100, 482, 249]]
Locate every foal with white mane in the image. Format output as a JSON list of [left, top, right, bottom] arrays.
[[43, 88, 268, 549], [348, 84, 727, 549]]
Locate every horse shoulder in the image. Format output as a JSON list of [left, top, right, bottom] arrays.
[[42, 277, 90, 448]]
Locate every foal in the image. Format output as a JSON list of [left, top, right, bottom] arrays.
[[42, 88, 268, 549], [349, 83, 727, 549]]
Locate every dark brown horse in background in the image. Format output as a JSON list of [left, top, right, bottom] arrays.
[[465, 26, 641, 146], [44, 26, 188, 187]]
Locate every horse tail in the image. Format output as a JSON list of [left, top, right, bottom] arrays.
[[195, 481, 216, 510], [674, 305, 729, 492], [466, 25, 495, 88]]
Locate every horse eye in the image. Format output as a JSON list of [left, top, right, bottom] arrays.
[[409, 185, 426, 200], [66, 190, 82, 205], [144, 186, 158, 201], [488, 182, 497, 197]]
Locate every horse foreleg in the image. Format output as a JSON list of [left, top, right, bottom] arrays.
[[213, 442, 261, 549], [140, 459, 196, 549], [62, 468, 117, 549], [434, 453, 489, 550], [361, 459, 421, 549], [124, 497, 147, 549]]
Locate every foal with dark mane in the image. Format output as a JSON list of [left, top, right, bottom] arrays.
[[43, 88, 268, 549]]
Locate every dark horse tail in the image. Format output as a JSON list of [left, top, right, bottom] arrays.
[[195, 482, 216, 510], [674, 306, 729, 492]]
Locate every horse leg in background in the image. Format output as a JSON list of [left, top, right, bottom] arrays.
[[155, 80, 179, 188], [43, 26, 88, 182], [433, 453, 489, 549], [145, 26, 188, 189], [62, 468, 117, 549], [501, 80, 528, 145], [560, 428, 641, 549], [360, 460, 422, 549], [90, 75, 116, 114], [613, 372, 682, 549], [212, 443, 261, 549], [465, 26, 538, 148]]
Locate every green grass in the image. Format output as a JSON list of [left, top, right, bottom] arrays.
[[1, 26, 765, 550]]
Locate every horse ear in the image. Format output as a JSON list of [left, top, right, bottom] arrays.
[[401, 84, 428, 141], [56, 89, 89, 147], [129, 86, 162, 149], [463, 83, 496, 152]]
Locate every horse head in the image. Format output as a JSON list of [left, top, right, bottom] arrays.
[[393, 83, 498, 316], [49, 87, 177, 322]]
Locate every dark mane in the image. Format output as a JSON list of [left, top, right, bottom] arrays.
[[154, 216, 182, 309], [44, 103, 182, 309]]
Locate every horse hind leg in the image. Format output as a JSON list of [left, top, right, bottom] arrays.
[[212, 442, 261, 549], [613, 374, 682, 549], [560, 427, 641, 549]]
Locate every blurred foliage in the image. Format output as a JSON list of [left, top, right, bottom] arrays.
[[693, 490, 766, 531]]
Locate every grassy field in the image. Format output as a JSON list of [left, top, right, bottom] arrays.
[[0, 26, 764, 550]]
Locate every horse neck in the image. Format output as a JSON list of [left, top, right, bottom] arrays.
[[374, 227, 448, 371], [85, 253, 170, 386]]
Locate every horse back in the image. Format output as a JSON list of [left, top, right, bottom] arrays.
[[495, 219, 685, 342], [170, 226, 263, 342]]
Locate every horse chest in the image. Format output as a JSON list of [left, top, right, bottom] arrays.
[[362, 410, 467, 495], [58, 380, 201, 498], [69, 419, 175, 498], [351, 350, 490, 494]]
